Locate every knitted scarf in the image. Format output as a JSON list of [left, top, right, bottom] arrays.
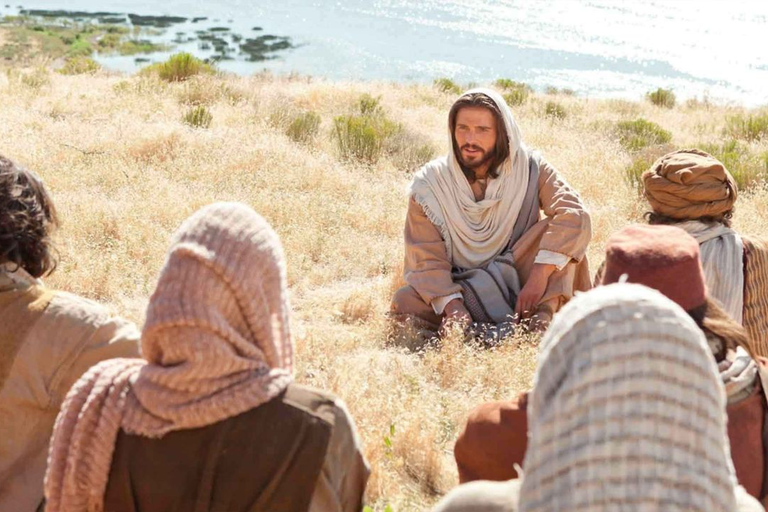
[[44, 203, 294, 512], [519, 284, 739, 511], [409, 88, 530, 270]]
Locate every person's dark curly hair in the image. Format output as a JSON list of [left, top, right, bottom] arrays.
[[0, 156, 59, 278]]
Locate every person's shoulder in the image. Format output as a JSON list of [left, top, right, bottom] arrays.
[[45, 290, 113, 324], [414, 155, 449, 179]]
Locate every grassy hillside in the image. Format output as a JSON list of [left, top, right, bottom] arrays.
[[1, 64, 767, 510]]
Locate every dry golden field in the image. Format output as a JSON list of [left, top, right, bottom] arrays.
[[1, 65, 767, 510]]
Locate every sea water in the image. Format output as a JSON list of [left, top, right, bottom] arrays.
[[5, 0, 768, 105]]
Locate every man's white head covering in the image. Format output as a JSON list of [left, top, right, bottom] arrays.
[[519, 283, 740, 511], [409, 88, 530, 269]]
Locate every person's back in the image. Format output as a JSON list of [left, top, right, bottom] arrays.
[[105, 383, 366, 512], [45, 203, 369, 512], [0, 157, 139, 511], [642, 148, 768, 355], [435, 284, 764, 512]]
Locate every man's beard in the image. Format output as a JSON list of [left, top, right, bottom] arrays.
[[458, 144, 495, 170]]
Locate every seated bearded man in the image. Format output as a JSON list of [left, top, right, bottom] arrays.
[[640, 148, 768, 357], [390, 88, 592, 337]]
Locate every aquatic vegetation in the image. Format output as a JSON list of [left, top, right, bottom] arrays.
[[0, 9, 295, 66], [647, 87, 676, 108]]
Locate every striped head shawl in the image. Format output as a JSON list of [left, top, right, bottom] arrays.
[[44, 202, 294, 512], [519, 283, 739, 511], [408, 88, 530, 270]]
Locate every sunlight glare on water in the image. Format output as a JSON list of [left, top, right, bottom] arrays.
[[8, 0, 768, 104]]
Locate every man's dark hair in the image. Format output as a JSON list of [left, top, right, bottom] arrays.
[[448, 93, 510, 183], [645, 210, 733, 228], [687, 297, 753, 361], [0, 156, 59, 278]]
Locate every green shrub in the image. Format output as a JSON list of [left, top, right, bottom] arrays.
[[646, 88, 676, 108], [385, 129, 436, 172], [146, 52, 214, 82], [502, 89, 527, 107], [545, 86, 575, 96], [496, 79, 531, 106], [495, 79, 532, 92], [182, 105, 213, 129], [623, 144, 677, 191], [616, 118, 672, 151], [700, 139, 767, 190], [8, 67, 50, 89], [58, 56, 100, 75], [433, 77, 462, 95], [333, 114, 398, 163], [358, 93, 384, 116], [726, 112, 768, 142], [286, 111, 321, 144], [545, 101, 566, 120]]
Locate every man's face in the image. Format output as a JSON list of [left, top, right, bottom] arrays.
[[454, 106, 498, 170]]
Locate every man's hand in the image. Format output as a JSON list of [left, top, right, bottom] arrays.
[[515, 263, 557, 319], [441, 298, 472, 330]]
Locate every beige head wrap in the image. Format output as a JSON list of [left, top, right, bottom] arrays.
[[519, 283, 739, 511], [642, 148, 738, 220], [409, 88, 530, 269], [44, 202, 294, 512]]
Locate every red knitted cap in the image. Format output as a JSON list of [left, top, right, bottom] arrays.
[[601, 224, 707, 311]]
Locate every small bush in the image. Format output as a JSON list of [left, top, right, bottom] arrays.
[[8, 67, 50, 90], [726, 112, 768, 142], [616, 118, 672, 151], [646, 88, 676, 108], [286, 111, 321, 144], [495, 79, 532, 92], [545, 101, 566, 120], [333, 114, 398, 163], [58, 56, 100, 75], [146, 52, 214, 82], [385, 129, 436, 172], [182, 105, 213, 129], [503, 88, 528, 107], [623, 143, 677, 190], [496, 79, 531, 106], [358, 93, 384, 116], [433, 78, 462, 95], [700, 139, 767, 190], [545, 86, 575, 96]]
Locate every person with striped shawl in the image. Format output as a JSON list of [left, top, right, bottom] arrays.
[[434, 282, 763, 512], [642, 148, 768, 356], [452, 225, 768, 504]]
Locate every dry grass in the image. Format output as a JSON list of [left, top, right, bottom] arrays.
[[1, 66, 767, 511]]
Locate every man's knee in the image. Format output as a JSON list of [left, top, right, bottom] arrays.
[[391, 285, 423, 314]]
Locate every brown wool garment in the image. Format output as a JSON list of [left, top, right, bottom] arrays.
[[44, 203, 295, 512]]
